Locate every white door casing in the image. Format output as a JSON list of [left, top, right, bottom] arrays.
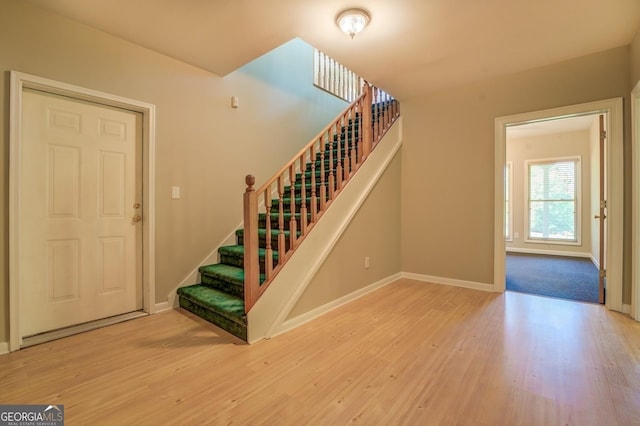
[[9, 71, 156, 351], [494, 98, 624, 312], [20, 89, 142, 336]]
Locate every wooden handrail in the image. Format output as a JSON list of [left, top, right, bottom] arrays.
[[243, 82, 399, 312]]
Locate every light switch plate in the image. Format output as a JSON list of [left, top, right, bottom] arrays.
[[172, 186, 180, 199]]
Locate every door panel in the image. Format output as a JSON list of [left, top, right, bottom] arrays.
[[20, 89, 143, 337]]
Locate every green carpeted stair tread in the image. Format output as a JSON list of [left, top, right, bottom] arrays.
[[311, 159, 354, 172], [291, 180, 336, 189], [198, 264, 245, 297], [258, 212, 312, 231], [298, 160, 355, 175], [271, 196, 326, 208], [236, 228, 300, 251], [177, 284, 247, 340], [259, 211, 311, 221], [219, 245, 280, 269], [177, 284, 246, 324], [199, 263, 245, 286], [316, 147, 357, 159], [235, 228, 300, 239]]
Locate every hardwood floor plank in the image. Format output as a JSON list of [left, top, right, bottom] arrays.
[[1, 279, 639, 425]]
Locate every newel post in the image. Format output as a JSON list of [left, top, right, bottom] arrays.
[[243, 174, 259, 312], [362, 82, 373, 160]]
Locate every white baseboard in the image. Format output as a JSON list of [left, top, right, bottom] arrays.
[[274, 273, 402, 338], [506, 247, 591, 258], [0, 341, 9, 355], [623, 304, 632, 315], [591, 255, 600, 269], [401, 272, 495, 292], [154, 300, 174, 313]]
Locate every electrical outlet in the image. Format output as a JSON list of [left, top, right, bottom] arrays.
[[364, 256, 370, 269]]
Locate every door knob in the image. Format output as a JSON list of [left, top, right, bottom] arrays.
[[594, 214, 606, 219], [132, 214, 142, 223]]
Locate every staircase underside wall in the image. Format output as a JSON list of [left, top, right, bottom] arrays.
[[247, 118, 403, 343], [285, 150, 402, 318]]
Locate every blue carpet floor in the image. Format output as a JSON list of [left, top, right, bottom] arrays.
[[506, 253, 600, 303]]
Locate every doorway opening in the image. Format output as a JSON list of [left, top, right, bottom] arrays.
[[505, 114, 603, 304], [494, 98, 624, 312]]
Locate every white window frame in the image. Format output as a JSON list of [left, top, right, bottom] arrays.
[[505, 161, 513, 241], [524, 156, 582, 246]]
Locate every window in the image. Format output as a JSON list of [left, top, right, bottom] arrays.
[[505, 162, 512, 241], [527, 158, 580, 243]]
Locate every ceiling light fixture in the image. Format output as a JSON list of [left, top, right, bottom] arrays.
[[336, 8, 371, 39]]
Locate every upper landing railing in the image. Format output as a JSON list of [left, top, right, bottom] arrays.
[[243, 82, 399, 312], [314, 48, 364, 103]]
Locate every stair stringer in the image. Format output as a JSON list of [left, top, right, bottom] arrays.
[[247, 117, 403, 343]]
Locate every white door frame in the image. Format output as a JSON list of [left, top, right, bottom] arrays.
[[494, 98, 624, 312], [632, 82, 640, 320], [9, 71, 157, 351]]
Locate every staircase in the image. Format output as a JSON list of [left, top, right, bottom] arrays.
[[177, 87, 399, 342], [177, 116, 363, 341]]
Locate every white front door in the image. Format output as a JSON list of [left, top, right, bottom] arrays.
[[20, 88, 143, 337]]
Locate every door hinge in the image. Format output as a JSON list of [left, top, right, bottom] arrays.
[[600, 269, 607, 279], [600, 200, 607, 209], [601, 130, 607, 139]]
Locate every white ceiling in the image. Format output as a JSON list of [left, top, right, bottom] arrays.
[[25, 0, 640, 99]]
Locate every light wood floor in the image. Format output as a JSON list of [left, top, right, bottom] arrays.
[[2, 279, 640, 425]]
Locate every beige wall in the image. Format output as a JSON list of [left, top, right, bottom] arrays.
[[401, 46, 631, 298], [506, 130, 592, 255], [0, 1, 347, 344], [288, 150, 402, 318]]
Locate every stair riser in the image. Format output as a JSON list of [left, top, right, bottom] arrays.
[[311, 150, 356, 163], [298, 164, 354, 177], [343, 132, 360, 139], [178, 297, 247, 341], [258, 216, 299, 231], [336, 122, 360, 130], [289, 188, 334, 200], [315, 150, 358, 163], [281, 184, 338, 199], [297, 163, 355, 180], [200, 274, 244, 298], [326, 138, 359, 149], [219, 253, 276, 275], [271, 198, 324, 211], [311, 157, 355, 169], [237, 233, 292, 251], [291, 182, 333, 191]]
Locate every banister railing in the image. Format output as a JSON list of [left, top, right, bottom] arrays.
[[243, 82, 399, 312], [314, 48, 364, 102]]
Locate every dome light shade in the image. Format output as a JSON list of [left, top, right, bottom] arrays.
[[336, 8, 371, 38]]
